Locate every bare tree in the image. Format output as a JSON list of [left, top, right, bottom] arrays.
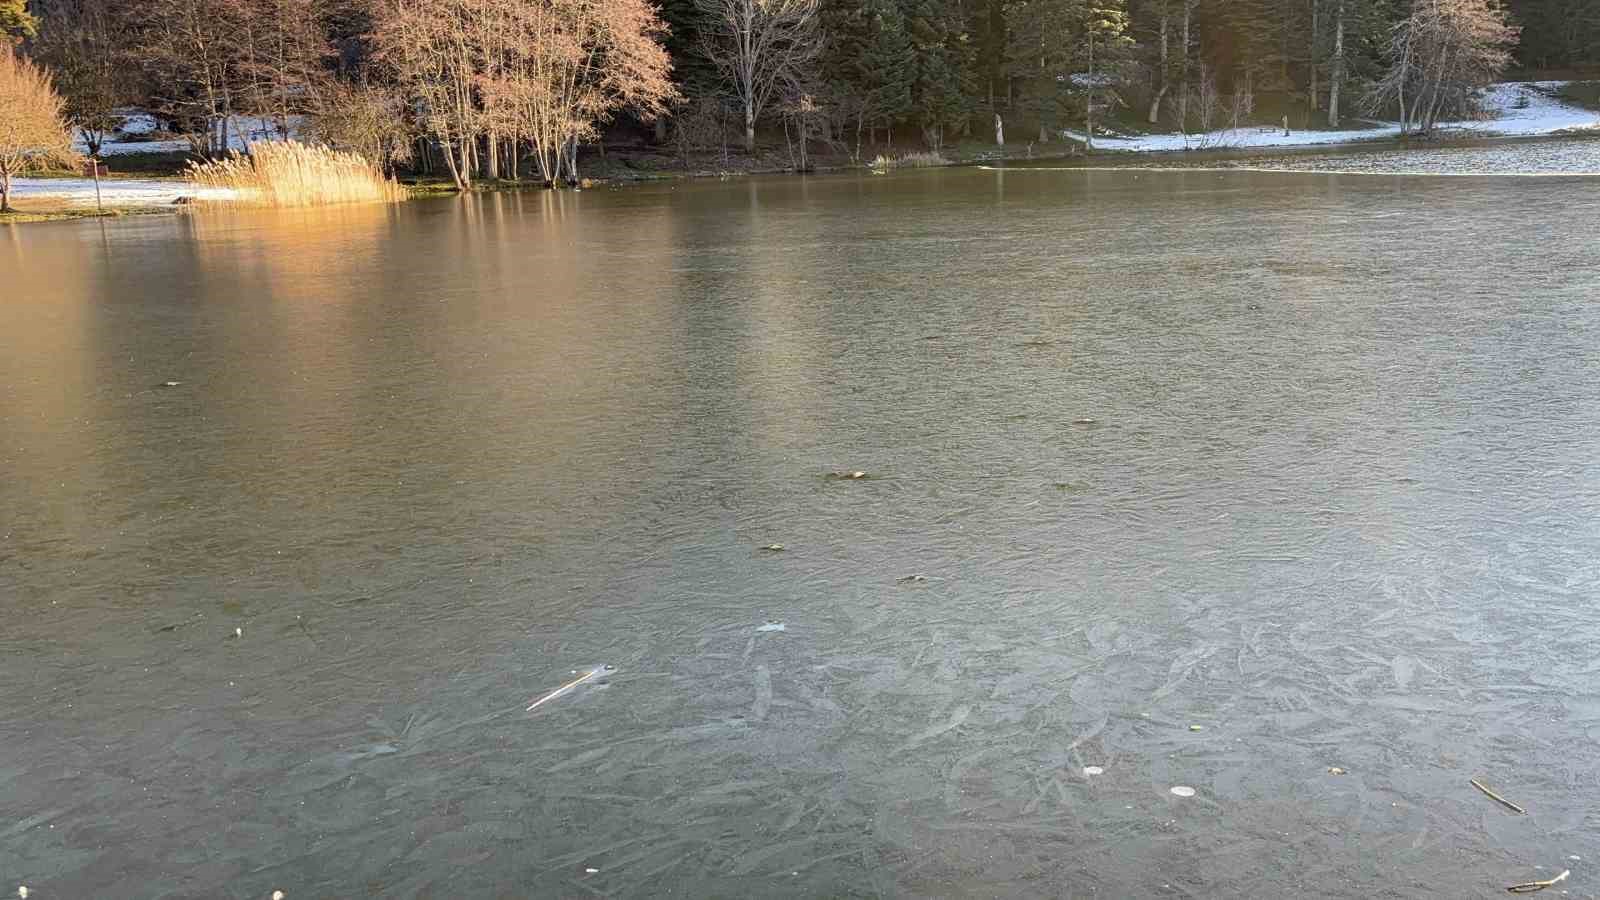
[[239, 0, 329, 139], [1175, 0, 1198, 132], [1328, 0, 1345, 126], [671, 91, 728, 164], [779, 87, 822, 170], [29, 0, 130, 157], [310, 80, 415, 171], [1145, 0, 1171, 124], [136, 0, 251, 157], [376, 0, 675, 189], [1365, 0, 1517, 134], [485, 0, 675, 186], [0, 47, 78, 212], [373, 0, 479, 188], [1193, 60, 1218, 133], [696, 0, 820, 152]]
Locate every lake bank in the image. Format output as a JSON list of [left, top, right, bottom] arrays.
[[6, 81, 1597, 224], [7, 129, 1597, 223]]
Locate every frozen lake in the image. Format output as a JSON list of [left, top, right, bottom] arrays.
[[4, 169, 1600, 897]]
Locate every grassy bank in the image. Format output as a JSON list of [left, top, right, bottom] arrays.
[[1552, 81, 1600, 112], [0, 204, 173, 224]]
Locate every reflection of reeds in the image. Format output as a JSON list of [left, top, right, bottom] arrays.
[[186, 141, 407, 207]]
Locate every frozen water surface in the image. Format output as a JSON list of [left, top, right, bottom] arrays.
[[3, 171, 1600, 897], [1176, 134, 1600, 176]]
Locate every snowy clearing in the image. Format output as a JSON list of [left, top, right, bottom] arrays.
[[1065, 81, 1599, 153], [5, 178, 237, 207], [77, 112, 307, 157]]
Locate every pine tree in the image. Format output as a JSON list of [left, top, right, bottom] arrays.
[[657, 0, 717, 93], [1208, 0, 1276, 88], [1004, 0, 1129, 143], [903, 0, 970, 147], [1005, 0, 1087, 140], [970, 0, 1007, 116], [1, 0, 37, 40], [823, 0, 913, 154], [1082, 0, 1133, 144]]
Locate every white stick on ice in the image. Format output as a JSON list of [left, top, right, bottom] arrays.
[[527, 666, 608, 712]]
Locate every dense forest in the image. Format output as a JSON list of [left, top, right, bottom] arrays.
[[1, 0, 1592, 184]]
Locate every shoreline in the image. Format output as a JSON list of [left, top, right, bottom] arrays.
[[0, 205, 178, 225], [6, 126, 1597, 226]]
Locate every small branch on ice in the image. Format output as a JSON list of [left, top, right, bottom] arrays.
[[1506, 869, 1568, 893], [1470, 778, 1526, 814]]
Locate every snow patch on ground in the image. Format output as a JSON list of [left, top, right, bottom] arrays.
[[78, 113, 308, 157], [114, 111, 163, 136], [1065, 81, 1599, 153], [7, 178, 237, 207]]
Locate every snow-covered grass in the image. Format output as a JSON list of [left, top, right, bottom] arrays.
[[5, 178, 237, 207], [1065, 81, 1600, 153], [76, 112, 308, 157]]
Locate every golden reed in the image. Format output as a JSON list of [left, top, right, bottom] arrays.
[[186, 140, 407, 207]]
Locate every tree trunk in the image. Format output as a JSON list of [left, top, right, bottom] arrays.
[[442, 140, 466, 190], [456, 138, 473, 188], [1328, 0, 1344, 127], [1179, 2, 1193, 133], [1085, 31, 1095, 152], [744, 102, 756, 152], [1149, 84, 1170, 126], [1, 168, 11, 213], [1150, 10, 1170, 124], [1309, 0, 1320, 112], [995, 113, 1004, 145]]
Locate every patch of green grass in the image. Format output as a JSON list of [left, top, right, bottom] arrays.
[[0, 205, 174, 224], [103, 151, 198, 177], [398, 176, 564, 195], [21, 151, 198, 180], [396, 175, 460, 194], [1555, 82, 1600, 112]]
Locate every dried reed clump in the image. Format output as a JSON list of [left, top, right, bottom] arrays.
[[869, 151, 950, 169], [186, 141, 407, 207]]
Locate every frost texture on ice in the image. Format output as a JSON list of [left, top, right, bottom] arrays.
[[8, 167, 1600, 899]]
